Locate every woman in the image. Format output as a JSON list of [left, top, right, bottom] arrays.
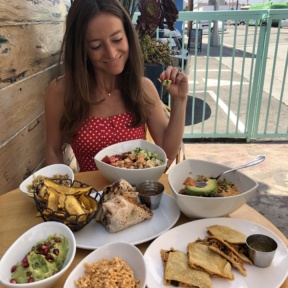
[[45, 0, 188, 172]]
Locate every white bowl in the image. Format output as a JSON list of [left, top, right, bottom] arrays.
[[168, 159, 259, 219], [0, 222, 76, 288], [64, 242, 147, 288], [19, 164, 74, 201], [94, 139, 167, 185]]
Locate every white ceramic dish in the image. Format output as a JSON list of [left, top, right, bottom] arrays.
[[144, 218, 288, 288], [0, 222, 76, 288], [73, 193, 180, 249], [64, 242, 147, 288], [19, 164, 74, 201], [168, 159, 259, 218], [94, 139, 167, 185]]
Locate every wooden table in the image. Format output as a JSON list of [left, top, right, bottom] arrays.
[[1, 171, 287, 287]]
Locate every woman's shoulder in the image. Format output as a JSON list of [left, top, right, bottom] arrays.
[[48, 75, 66, 92], [141, 76, 159, 99], [45, 75, 66, 105]]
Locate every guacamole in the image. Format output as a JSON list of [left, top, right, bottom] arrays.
[[10, 234, 69, 284]]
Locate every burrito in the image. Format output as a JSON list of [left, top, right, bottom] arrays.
[[96, 179, 153, 233]]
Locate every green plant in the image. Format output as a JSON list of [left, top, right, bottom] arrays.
[[140, 34, 173, 65], [135, 0, 179, 66], [135, 0, 179, 38], [120, 0, 179, 66]]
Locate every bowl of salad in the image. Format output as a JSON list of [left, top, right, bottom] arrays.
[[94, 140, 167, 185]]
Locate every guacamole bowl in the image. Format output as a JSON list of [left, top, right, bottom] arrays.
[[168, 159, 259, 219], [0, 221, 76, 288], [94, 139, 167, 185]]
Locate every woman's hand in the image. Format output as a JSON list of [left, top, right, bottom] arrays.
[[159, 66, 188, 101]]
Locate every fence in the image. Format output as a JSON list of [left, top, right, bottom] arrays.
[[145, 10, 288, 142]]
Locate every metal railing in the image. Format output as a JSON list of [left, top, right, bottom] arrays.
[[136, 10, 288, 142]]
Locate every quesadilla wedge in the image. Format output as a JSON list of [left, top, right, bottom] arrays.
[[160, 249, 212, 288], [206, 224, 252, 265], [187, 242, 234, 280], [196, 236, 247, 276], [206, 225, 247, 244]]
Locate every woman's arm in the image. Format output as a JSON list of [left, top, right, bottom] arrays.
[[44, 77, 66, 165], [145, 66, 188, 163]]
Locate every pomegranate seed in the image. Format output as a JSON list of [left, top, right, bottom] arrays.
[[22, 257, 28, 263], [21, 258, 29, 268], [45, 254, 52, 260], [53, 249, 59, 256], [11, 265, 17, 272], [28, 277, 34, 283], [54, 238, 61, 243], [10, 279, 17, 283], [42, 248, 49, 255]]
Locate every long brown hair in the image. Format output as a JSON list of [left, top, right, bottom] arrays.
[[59, 0, 153, 141]]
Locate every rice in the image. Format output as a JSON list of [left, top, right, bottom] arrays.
[[74, 257, 140, 288]]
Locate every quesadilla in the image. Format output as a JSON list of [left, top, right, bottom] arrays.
[[206, 225, 252, 265], [187, 242, 234, 280], [196, 236, 247, 276], [160, 249, 212, 288]]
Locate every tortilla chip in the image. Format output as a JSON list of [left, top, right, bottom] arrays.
[[161, 249, 212, 288], [187, 242, 234, 280], [206, 225, 247, 244]]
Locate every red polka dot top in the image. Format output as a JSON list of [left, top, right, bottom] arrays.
[[70, 112, 146, 172]]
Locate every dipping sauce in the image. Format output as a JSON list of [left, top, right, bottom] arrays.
[[246, 234, 278, 267], [249, 241, 274, 252]]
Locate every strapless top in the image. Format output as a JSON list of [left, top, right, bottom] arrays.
[[70, 112, 146, 172]]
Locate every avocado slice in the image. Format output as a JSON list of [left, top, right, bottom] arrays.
[[184, 179, 218, 196]]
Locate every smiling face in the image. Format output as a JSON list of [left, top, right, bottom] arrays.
[[86, 12, 129, 76]]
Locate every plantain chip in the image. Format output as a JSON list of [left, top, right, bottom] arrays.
[[43, 179, 92, 195], [58, 194, 66, 210], [39, 185, 48, 200], [87, 196, 98, 212], [47, 187, 60, 211], [79, 194, 91, 211], [64, 195, 85, 215]]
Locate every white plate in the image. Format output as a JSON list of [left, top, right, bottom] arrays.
[[144, 218, 288, 288], [73, 193, 180, 249]]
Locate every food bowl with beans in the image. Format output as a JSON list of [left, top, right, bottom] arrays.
[[19, 164, 74, 202], [94, 139, 167, 185]]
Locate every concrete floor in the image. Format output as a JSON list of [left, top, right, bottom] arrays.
[[179, 140, 288, 238]]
